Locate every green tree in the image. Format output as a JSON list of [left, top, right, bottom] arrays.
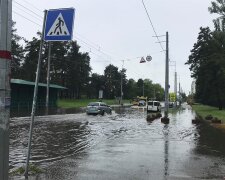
[[11, 22, 24, 78], [21, 35, 43, 81], [104, 64, 121, 99], [125, 78, 138, 99], [153, 83, 164, 101], [50, 41, 68, 86], [186, 27, 225, 109], [89, 73, 105, 98], [54, 41, 91, 99], [209, 0, 225, 31]]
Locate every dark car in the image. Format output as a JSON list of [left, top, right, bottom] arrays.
[[86, 102, 112, 115], [169, 102, 173, 108]]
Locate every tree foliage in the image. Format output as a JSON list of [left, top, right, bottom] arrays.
[[186, 27, 225, 109], [11, 22, 25, 78], [209, 0, 225, 31], [185, 1, 225, 109], [11, 23, 165, 101]]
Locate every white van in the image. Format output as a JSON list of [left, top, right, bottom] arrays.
[[147, 101, 161, 112]]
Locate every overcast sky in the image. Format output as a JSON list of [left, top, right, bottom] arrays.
[[12, 0, 217, 94]]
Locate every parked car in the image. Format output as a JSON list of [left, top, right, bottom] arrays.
[[147, 100, 161, 112], [86, 102, 112, 115]]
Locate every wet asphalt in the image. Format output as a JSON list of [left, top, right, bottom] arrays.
[[9, 104, 225, 180]]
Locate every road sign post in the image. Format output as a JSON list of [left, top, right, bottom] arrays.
[[25, 8, 75, 177], [45, 42, 52, 114], [0, 0, 12, 179], [24, 10, 47, 177], [44, 8, 75, 112]]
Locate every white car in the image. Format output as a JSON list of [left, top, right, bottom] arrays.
[[147, 101, 161, 112]]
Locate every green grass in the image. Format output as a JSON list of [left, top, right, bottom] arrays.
[[57, 99, 131, 108], [192, 104, 225, 123], [9, 164, 43, 176]]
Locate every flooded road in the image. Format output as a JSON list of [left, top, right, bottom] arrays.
[[9, 104, 225, 180]]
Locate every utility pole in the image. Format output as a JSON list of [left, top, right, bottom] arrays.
[[179, 81, 181, 106], [120, 60, 124, 105], [164, 31, 169, 118], [45, 42, 52, 114], [0, 0, 11, 179], [174, 72, 177, 107]]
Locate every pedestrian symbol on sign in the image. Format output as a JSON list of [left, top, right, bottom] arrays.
[[47, 13, 70, 36]]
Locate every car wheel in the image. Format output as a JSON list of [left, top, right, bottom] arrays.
[[101, 110, 105, 116]]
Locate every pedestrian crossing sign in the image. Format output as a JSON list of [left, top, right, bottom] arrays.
[[44, 8, 75, 41]]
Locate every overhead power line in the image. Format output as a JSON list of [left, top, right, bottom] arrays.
[[13, 11, 42, 27], [13, 4, 43, 22], [22, 0, 43, 13], [13, 0, 43, 19], [141, 0, 165, 52]]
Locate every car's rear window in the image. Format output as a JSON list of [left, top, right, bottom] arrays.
[[154, 102, 160, 106], [88, 102, 99, 106]]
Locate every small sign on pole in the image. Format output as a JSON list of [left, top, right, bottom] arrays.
[[146, 55, 152, 61], [140, 57, 146, 63], [99, 90, 103, 99]]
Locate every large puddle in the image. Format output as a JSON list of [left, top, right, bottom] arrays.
[[9, 104, 225, 179]]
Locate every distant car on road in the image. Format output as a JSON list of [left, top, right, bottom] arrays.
[[138, 100, 146, 106], [169, 102, 174, 108], [147, 100, 161, 112], [86, 102, 112, 115]]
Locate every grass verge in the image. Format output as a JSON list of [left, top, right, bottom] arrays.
[[192, 104, 225, 123], [57, 99, 130, 108], [9, 164, 43, 176]]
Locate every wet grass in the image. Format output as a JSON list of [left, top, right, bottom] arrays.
[[9, 164, 43, 176], [192, 104, 225, 123], [57, 99, 130, 108]]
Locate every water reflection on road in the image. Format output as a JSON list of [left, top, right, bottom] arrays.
[[9, 104, 225, 180]]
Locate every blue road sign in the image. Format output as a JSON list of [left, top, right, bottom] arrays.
[[44, 8, 75, 41]]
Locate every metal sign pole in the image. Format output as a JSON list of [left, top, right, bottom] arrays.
[[45, 42, 51, 114], [0, 0, 12, 179], [24, 10, 47, 177], [120, 60, 124, 105]]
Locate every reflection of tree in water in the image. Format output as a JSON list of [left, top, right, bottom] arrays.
[[194, 121, 225, 156]]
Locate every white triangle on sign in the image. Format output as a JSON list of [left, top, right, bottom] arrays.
[[47, 13, 70, 36]]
